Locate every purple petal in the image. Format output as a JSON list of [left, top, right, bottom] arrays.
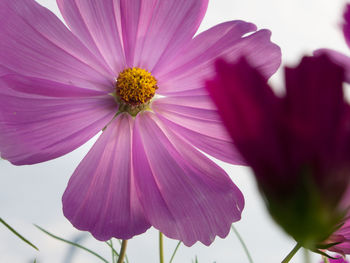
[[328, 219, 350, 255], [63, 114, 151, 240], [343, 4, 350, 49], [314, 49, 350, 83], [0, 0, 113, 91], [284, 55, 347, 198], [156, 21, 281, 95], [0, 74, 116, 165], [132, 112, 244, 246], [206, 59, 286, 191], [152, 96, 244, 164], [120, 0, 208, 69], [57, 0, 126, 73]]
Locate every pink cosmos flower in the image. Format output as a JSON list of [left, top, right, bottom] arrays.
[[206, 55, 350, 250], [0, 0, 281, 246]]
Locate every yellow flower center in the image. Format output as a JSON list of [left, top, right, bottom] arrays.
[[116, 67, 158, 105]]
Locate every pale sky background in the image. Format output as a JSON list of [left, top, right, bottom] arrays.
[[1, 0, 349, 263]]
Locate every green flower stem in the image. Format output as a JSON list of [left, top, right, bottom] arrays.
[[282, 243, 302, 263], [117, 240, 128, 263], [231, 225, 253, 263], [159, 232, 164, 263], [169, 241, 181, 263], [1, 217, 38, 251]]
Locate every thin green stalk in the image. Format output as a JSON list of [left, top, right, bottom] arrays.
[[159, 232, 164, 263], [35, 225, 108, 263], [323, 256, 330, 263], [169, 241, 181, 263], [231, 225, 253, 263], [0, 217, 38, 251], [117, 240, 128, 263], [106, 240, 118, 263], [282, 243, 302, 263]]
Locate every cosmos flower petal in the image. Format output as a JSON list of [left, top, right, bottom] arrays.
[[343, 4, 350, 49], [0, 0, 113, 92], [0, 74, 116, 165], [152, 96, 244, 164], [132, 112, 244, 246], [156, 20, 281, 95], [57, 0, 126, 73], [119, 0, 208, 70], [314, 49, 350, 83], [63, 113, 151, 241], [206, 59, 286, 189], [327, 219, 350, 255], [284, 55, 346, 178]]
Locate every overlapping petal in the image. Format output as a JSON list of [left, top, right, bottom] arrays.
[[133, 112, 244, 246], [0, 0, 114, 91], [58, 0, 208, 71], [152, 96, 244, 164], [206, 59, 287, 191], [0, 74, 116, 165], [57, 0, 126, 73], [155, 20, 281, 95], [63, 113, 151, 240]]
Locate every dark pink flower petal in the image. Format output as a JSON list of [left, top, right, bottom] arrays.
[[0, 74, 116, 165], [329, 225, 350, 255], [206, 59, 286, 190], [63, 113, 151, 240], [152, 96, 244, 164], [314, 49, 350, 83], [343, 4, 350, 49], [0, 0, 113, 91], [156, 21, 281, 95], [284, 55, 346, 180], [132, 112, 244, 246], [58, 0, 208, 71]]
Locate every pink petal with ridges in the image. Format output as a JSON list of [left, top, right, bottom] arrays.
[[152, 96, 244, 164], [133, 112, 244, 246], [155, 21, 281, 95], [57, 0, 126, 73], [0, 0, 114, 91], [120, 0, 208, 70], [0, 75, 116, 165], [63, 113, 151, 240]]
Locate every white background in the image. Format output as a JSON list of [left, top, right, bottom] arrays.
[[1, 0, 349, 262]]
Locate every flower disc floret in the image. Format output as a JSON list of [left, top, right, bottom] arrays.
[[116, 67, 158, 106]]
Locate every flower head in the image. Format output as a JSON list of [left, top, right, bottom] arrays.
[[0, 0, 280, 245], [206, 55, 350, 249]]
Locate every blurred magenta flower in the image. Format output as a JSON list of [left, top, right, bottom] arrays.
[[206, 55, 350, 250], [0, 0, 281, 245]]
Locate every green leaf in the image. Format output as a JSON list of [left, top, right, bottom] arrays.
[[35, 225, 109, 263], [0, 217, 38, 251]]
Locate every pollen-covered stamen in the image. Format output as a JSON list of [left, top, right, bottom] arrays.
[[116, 67, 158, 105]]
